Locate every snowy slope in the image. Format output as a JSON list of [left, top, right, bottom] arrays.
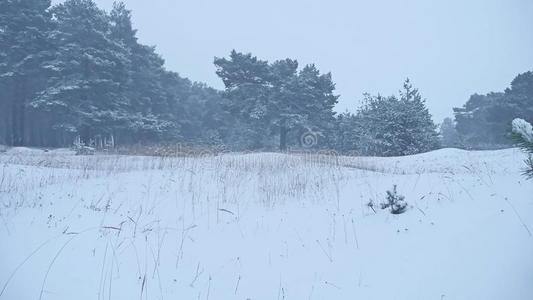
[[0, 148, 532, 300]]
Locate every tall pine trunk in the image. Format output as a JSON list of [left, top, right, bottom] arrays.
[[279, 119, 288, 151], [11, 78, 26, 147]]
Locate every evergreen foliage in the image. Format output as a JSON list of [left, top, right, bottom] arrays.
[[454, 71, 533, 149], [381, 185, 408, 215], [8, 0, 524, 157], [512, 118, 533, 178], [337, 79, 439, 156], [439, 117, 462, 148], [214, 51, 338, 150], [0, 0, 227, 147], [0, 0, 55, 146]]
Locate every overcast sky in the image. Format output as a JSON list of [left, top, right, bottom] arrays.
[[55, 0, 533, 122]]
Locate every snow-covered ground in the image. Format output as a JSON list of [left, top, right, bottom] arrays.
[[0, 148, 532, 300]]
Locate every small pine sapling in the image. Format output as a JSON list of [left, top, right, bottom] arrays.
[[381, 185, 408, 214]]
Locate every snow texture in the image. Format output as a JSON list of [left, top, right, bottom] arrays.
[[0, 148, 532, 300]]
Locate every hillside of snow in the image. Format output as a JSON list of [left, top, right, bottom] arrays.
[[0, 148, 532, 300]]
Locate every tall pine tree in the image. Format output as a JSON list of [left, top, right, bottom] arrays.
[[0, 0, 55, 146], [32, 0, 130, 144], [109, 2, 180, 143], [214, 51, 338, 150]]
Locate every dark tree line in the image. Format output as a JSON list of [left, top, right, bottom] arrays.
[[1, 0, 226, 147], [1, 0, 441, 156], [447, 71, 533, 149]]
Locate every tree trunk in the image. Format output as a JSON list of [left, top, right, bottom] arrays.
[[0, 89, 9, 145], [279, 119, 288, 151], [11, 78, 26, 147]]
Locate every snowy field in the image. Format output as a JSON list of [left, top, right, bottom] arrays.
[[0, 148, 532, 300]]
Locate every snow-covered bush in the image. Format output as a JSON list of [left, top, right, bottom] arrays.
[[341, 79, 439, 156], [512, 118, 533, 178], [381, 185, 408, 214]]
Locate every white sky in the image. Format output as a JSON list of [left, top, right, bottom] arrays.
[[54, 0, 533, 122]]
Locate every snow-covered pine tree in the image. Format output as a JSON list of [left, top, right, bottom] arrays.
[[512, 118, 533, 179], [291, 64, 339, 149], [333, 112, 359, 153], [214, 51, 338, 150], [266, 58, 300, 150], [0, 0, 235, 147], [214, 51, 274, 149], [0, 0, 55, 146], [109, 2, 181, 143], [32, 0, 131, 144], [178, 82, 229, 145], [349, 79, 439, 156], [381, 185, 408, 214], [398, 78, 440, 154]]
